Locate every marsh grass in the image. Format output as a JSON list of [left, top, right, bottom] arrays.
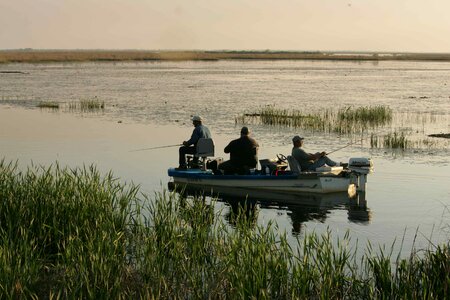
[[36, 101, 59, 109], [68, 97, 105, 112], [337, 106, 392, 127], [371, 131, 409, 149], [1, 95, 106, 113], [369, 131, 445, 149], [366, 241, 450, 299], [0, 159, 448, 298], [80, 99, 105, 110], [2, 50, 450, 63], [0, 160, 139, 298], [239, 106, 449, 150], [238, 105, 393, 135], [1, 95, 25, 101], [383, 132, 409, 149]]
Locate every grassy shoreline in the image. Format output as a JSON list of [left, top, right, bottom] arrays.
[[1, 49, 450, 63], [1, 160, 448, 298]]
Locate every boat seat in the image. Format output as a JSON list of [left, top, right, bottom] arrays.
[[188, 138, 215, 170], [195, 138, 215, 158], [287, 155, 302, 175]]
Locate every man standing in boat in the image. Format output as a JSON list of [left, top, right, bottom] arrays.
[[219, 126, 259, 175], [178, 115, 211, 169], [291, 135, 338, 171]]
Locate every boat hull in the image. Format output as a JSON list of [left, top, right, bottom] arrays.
[[168, 168, 357, 196]]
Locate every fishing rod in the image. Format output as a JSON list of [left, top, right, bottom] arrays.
[[326, 141, 359, 155], [326, 128, 390, 155], [129, 144, 182, 152]]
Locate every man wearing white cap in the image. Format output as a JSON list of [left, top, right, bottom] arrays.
[[291, 135, 338, 171], [178, 115, 212, 169]]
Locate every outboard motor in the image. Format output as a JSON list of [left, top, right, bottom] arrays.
[[348, 158, 373, 174], [348, 158, 374, 192]]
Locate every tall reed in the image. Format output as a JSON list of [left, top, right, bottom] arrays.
[[366, 242, 450, 299], [337, 106, 392, 126], [68, 97, 105, 111], [0, 160, 139, 298], [0, 160, 448, 298], [371, 131, 409, 149], [238, 105, 392, 135]]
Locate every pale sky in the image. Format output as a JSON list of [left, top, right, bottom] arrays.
[[1, 0, 449, 52]]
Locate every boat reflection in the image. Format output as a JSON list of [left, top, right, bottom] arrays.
[[224, 197, 259, 228], [276, 192, 371, 234], [167, 182, 371, 234]]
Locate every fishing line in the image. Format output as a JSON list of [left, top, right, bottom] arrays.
[[326, 128, 392, 155], [129, 144, 182, 152]]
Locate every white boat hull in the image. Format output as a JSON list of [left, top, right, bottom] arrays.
[[168, 168, 358, 196]]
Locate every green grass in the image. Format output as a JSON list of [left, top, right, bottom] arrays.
[[0, 159, 448, 298], [0, 160, 138, 298]]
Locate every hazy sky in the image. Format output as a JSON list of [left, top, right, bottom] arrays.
[[1, 0, 449, 52]]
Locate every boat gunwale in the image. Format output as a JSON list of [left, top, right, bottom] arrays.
[[167, 168, 349, 180]]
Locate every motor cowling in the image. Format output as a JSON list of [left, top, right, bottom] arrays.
[[348, 158, 373, 175]]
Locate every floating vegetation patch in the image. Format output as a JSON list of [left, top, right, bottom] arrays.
[[428, 133, 450, 139], [36, 101, 59, 109], [0, 70, 29, 74]]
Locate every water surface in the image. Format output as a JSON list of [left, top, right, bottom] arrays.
[[1, 60, 449, 256]]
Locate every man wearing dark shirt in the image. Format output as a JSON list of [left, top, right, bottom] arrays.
[[291, 135, 338, 171], [178, 115, 211, 169], [219, 127, 259, 175]]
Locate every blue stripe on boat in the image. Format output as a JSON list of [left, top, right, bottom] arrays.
[[168, 168, 298, 180]]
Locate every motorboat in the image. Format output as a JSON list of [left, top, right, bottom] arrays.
[[168, 139, 373, 197]]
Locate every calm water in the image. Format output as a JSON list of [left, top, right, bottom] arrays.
[[1, 60, 449, 256]]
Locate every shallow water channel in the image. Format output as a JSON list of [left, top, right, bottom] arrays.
[[1, 60, 449, 257]]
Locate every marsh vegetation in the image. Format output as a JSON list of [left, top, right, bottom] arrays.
[[1, 96, 105, 112], [0, 160, 448, 298], [36, 101, 60, 109], [237, 105, 392, 133], [1, 50, 450, 63], [69, 97, 105, 111], [237, 105, 448, 150]]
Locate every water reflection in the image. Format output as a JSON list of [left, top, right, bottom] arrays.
[[168, 182, 371, 234], [256, 191, 371, 234], [224, 198, 259, 229]]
